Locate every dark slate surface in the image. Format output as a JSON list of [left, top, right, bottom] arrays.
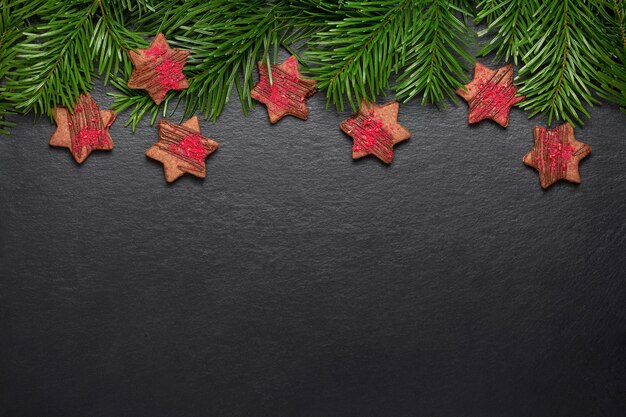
[[1, 54, 625, 416]]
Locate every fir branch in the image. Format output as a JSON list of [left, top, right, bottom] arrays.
[[108, 75, 173, 129], [4, 2, 97, 115], [517, 0, 616, 125], [395, 0, 475, 106], [302, 0, 413, 111], [3, 0, 151, 119], [598, 0, 626, 112], [113, 0, 288, 126], [475, 0, 533, 64], [92, 0, 149, 84], [0, 0, 49, 133], [281, 1, 349, 52], [613, 0, 626, 48]]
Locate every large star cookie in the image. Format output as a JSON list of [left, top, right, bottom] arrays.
[[146, 116, 219, 183], [128, 33, 190, 105], [339, 100, 410, 164], [456, 62, 525, 127], [49, 93, 116, 164], [523, 122, 592, 189], [251, 56, 317, 124]]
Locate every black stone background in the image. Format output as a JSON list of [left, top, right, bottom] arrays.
[[1, 29, 625, 417]]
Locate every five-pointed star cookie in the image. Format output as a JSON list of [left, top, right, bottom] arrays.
[[146, 116, 219, 183], [339, 100, 410, 164], [250, 55, 317, 124], [523, 122, 592, 189], [128, 33, 190, 105], [456, 62, 525, 127], [49, 93, 116, 164]]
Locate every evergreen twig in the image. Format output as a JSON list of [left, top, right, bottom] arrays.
[[516, 0, 616, 125], [1, 0, 625, 133], [112, 0, 289, 129], [476, 0, 626, 125], [475, 0, 533, 64], [301, 0, 414, 111], [2, 0, 150, 119], [395, 0, 475, 106]]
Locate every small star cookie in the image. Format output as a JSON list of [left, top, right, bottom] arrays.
[[49, 93, 115, 164], [456, 62, 524, 127], [128, 33, 190, 105], [523, 122, 592, 189], [146, 116, 219, 183], [339, 100, 410, 164], [251, 56, 317, 124]]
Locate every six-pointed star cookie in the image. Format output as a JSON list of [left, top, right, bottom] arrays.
[[523, 122, 592, 189], [146, 116, 219, 183], [251, 55, 317, 124], [49, 93, 116, 164], [128, 33, 190, 105], [339, 100, 410, 164], [456, 62, 525, 127]]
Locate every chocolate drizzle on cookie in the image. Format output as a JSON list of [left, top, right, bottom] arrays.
[[251, 56, 317, 124], [128, 33, 190, 105], [340, 100, 410, 164], [146, 116, 219, 183], [49, 93, 116, 164], [456, 63, 525, 128], [341, 112, 394, 164], [523, 122, 592, 189], [157, 120, 217, 173]]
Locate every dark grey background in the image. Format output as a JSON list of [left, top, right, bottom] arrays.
[[1, 50, 625, 416]]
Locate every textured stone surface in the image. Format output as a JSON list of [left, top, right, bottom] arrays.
[[0, 60, 625, 416]]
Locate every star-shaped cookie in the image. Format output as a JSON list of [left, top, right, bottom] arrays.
[[128, 33, 190, 105], [523, 122, 592, 189], [339, 100, 410, 164], [146, 116, 219, 183], [251, 55, 317, 124], [49, 93, 116, 164], [456, 62, 525, 127]]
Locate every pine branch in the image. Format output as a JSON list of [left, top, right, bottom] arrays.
[[4, 2, 97, 115], [1, 0, 51, 133], [3, 0, 151, 119], [615, 0, 626, 47], [475, 0, 533, 65], [394, 0, 475, 106], [517, 0, 617, 125], [302, 0, 413, 111], [281, 1, 350, 53], [92, 0, 149, 84], [113, 0, 289, 126], [1, 8, 15, 133], [108, 75, 174, 129], [598, 0, 626, 112]]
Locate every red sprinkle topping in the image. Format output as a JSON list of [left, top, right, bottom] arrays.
[[170, 133, 207, 163], [154, 58, 184, 97], [73, 127, 102, 155], [146, 44, 167, 57], [534, 128, 574, 173], [351, 117, 386, 152], [474, 81, 518, 115], [268, 84, 290, 109], [257, 70, 301, 110]]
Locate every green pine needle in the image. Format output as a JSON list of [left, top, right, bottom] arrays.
[[1, 0, 625, 133], [302, 0, 414, 111], [516, 0, 616, 125], [112, 0, 288, 126], [2, 0, 151, 121], [395, 0, 475, 106], [475, 0, 533, 65]]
